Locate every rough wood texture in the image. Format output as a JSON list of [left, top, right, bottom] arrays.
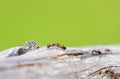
[[0, 43, 120, 79]]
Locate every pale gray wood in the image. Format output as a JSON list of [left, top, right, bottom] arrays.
[[0, 44, 120, 79]]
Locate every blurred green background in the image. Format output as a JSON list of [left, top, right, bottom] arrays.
[[0, 0, 120, 51]]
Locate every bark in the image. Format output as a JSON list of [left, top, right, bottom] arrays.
[[0, 44, 120, 79]]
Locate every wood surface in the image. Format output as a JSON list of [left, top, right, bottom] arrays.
[[0, 44, 120, 79]]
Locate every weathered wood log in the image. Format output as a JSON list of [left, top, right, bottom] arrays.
[[0, 42, 120, 79]]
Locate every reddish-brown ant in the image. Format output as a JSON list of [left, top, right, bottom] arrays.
[[47, 43, 66, 50], [88, 66, 119, 79], [105, 69, 118, 79], [91, 49, 102, 55]]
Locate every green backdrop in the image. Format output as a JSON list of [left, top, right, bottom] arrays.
[[0, 0, 120, 51]]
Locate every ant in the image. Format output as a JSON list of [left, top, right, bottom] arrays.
[[88, 66, 119, 79], [105, 69, 118, 79], [91, 49, 102, 55], [47, 43, 66, 50]]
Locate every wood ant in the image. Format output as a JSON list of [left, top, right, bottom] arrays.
[[47, 43, 66, 50], [105, 69, 118, 79], [91, 49, 102, 55], [88, 66, 119, 79]]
